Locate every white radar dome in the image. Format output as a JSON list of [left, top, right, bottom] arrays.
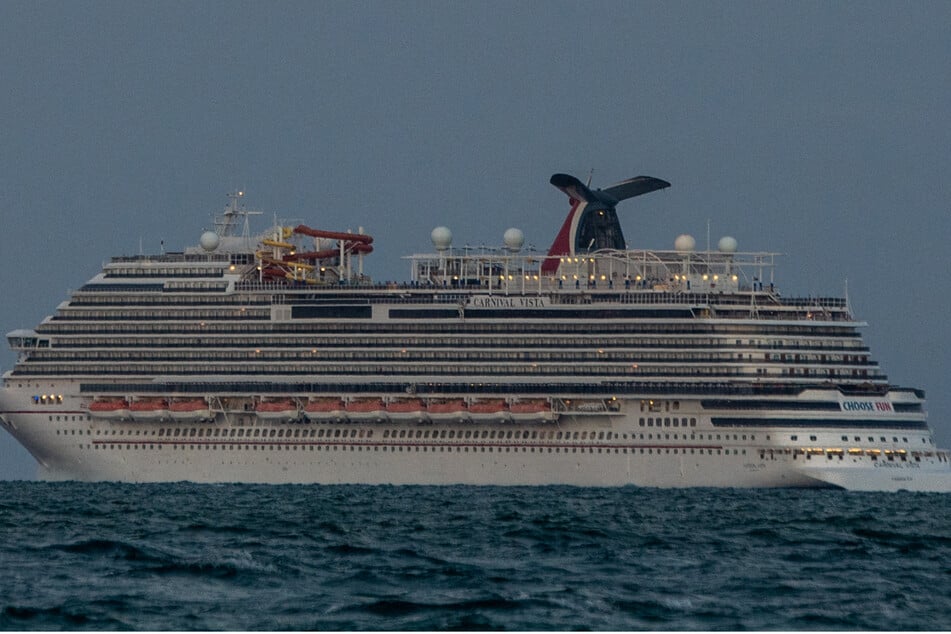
[[674, 234, 696, 252], [431, 226, 452, 251], [718, 236, 738, 253], [503, 227, 525, 252], [199, 231, 220, 252]]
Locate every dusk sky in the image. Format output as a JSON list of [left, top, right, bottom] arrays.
[[1, 1, 949, 479]]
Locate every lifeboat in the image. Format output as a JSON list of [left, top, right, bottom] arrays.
[[129, 398, 170, 421], [304, 397, 347, 423], [427, 399, 471, 424], [345, 398, 388, 423], [256, 399, 299, 422], [385, 398, 429, 423], [169, 398, 213, 422], [468, 399, 511, 423], [88, 399, 130, 420], [509, 398, 557, 423]]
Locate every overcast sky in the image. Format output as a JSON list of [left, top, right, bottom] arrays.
[[1, 1, 949, 480]]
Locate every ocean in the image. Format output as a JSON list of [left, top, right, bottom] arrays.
[[0, 483, 948, 630]]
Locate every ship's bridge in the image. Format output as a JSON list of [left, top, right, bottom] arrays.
[[6, 328, 48, 363], [6, 329, 42, 350]]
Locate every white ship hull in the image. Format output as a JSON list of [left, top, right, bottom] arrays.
[[3, 388, 948, 491]]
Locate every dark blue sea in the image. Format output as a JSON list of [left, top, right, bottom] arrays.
[[0, 483, 949, 631]]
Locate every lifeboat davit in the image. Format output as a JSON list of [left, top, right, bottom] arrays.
[[88, 399, 130, 420], [427, 399, 471, 424], [129, 398, 170, 421], [385, 398, 429, 423], [169, 399, 213, 422], [468, 399, 511, 423], [345, 398, 388, 423], [304, 397, 347, 423], [509, 399, 557, 423], [256, 400, 299, 422]]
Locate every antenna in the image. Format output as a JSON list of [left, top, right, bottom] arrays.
[[844, 277, 851, 317], [586, 169, 594, 187], [706, 219, 711, 253]]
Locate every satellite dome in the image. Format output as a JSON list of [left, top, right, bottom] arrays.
[[431, 226, 452, 251], [718, 236, 738, 253], [674, 234, 696, 252], [199, 231, 220, 252], [503, 227, 525, 252]]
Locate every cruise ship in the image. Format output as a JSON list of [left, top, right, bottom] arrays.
[[1, 174, 949, 491]]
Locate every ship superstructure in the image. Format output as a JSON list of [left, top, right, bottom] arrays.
[[1, 178, 948, 490]]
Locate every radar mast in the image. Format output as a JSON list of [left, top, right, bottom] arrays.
[[215, 190, 263, 244]]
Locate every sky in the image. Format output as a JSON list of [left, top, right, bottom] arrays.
[[0, 1, 949, 480]]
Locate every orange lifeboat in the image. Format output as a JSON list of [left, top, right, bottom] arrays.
[[427, 399, 470, 424], [169, 399, 213, 422], [385, 398, 429, 423], [129, 398, 170, 421], [468, 399, 511, 423], [304, 397, 347, 423], [509, 399, 556, 423], [345, 398, 388, 423], [89, 399, 130, 420], [256, 399, 299, 422]]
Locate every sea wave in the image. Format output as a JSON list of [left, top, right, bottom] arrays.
[[0, 483, 949, 630]]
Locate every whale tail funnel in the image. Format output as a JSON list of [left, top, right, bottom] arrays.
[[541, 174, 670, 274]]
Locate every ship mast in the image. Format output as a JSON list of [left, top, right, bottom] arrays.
[[214, 190, 262, 247]]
